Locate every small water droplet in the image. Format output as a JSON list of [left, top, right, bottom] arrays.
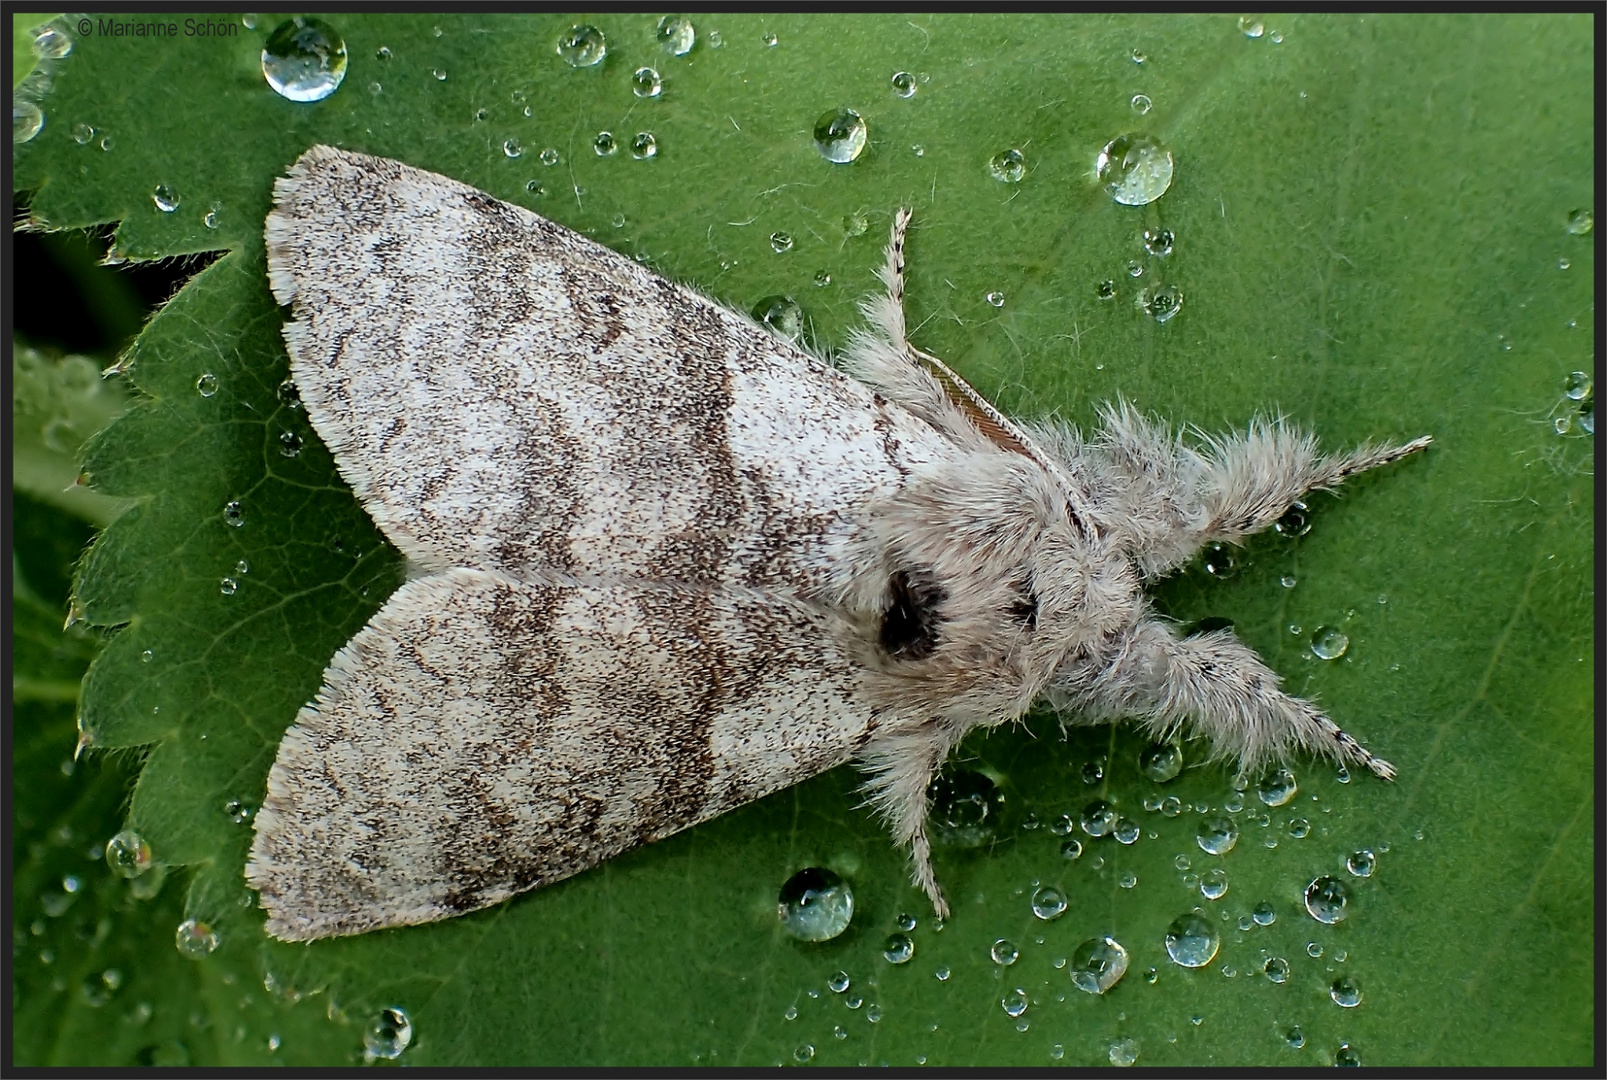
[[1139, 740, 1183, 782], [195, 373, 219, 397], [220, 577, 240, 596], [1345, 849, 1376, 877], [1142, 227, 1174, 256], [363, 1007, 412, 1060], [1001, 988, 1029, 1017], [141, 649, 154, 663], [1119, 871, 1138, 888], [1565, 208, 1593, 235], [632, 66, 662, 99], [1130, 94, 1152, 115], [153, 185, 180, 213], [828, 970, 851, 993], [1263, 955, 1290, 983], [557, 24, 606, 67], [1081, 799, 1118, 837], [72, 121, 95, 144], [261, 17, 347, 102], [751, 295, 804, 343], [1096, 133, 1174, 206], [935, 965, 951, 981], [539, 147, 561, 167], [707, 29, 723, 48], [501, 138, 523, 159], [1196, 817, 1238, 855], [1114, 817, 1140, 845], [105, 830, 152, 878], [1310, 626, 1348, 660], [1160, 796, 1182, 817], [762, 30, 779, 47], [989, 148, 1026, 183], [1283, 1024, 1305, 1048], [1031, 885, 1067, 920], [223, 501, 244, 527], [844, 211, 870, 237], [778, 867, 854, 941], [1256, 768, 1297, 807], [273, 429, 304, 459], [175, 919, 219, 959], [1287, 817, 1310, 838], [1239, 16, 1266, 37], [224, 799, 253, 825], [1304, 875, 1348, 924], [770, 231, 795, 254], [1069, 936, 1129, 994], [883, 932, 914, 964], [891, 70, 917, 97], [1200, 541, 1237, 578], [656, 15, 695, 56], [1252, 901, 1276, 925], [525, 180, 546, 196], [1059, 836, 1084, 860], [991, 938, 1019, 965], [985, 291, 1006, 308], [911, 143, 925, 158], [99, 133, 116, 152], [1563, 370, 1592, 401], [1199, 867, 1229, 900], [1280, 574, 1298, 590], [1274, 499, 1311, 536], [813, 107, 867, 163], [1330, 974, 1362, 1008], [374, 44, 391, 60], [630, 132, 658, 159], [1140, 284, 1184, 323], [13, 99, 44, 143], [1096, 279, 1118, 301], [812, 270, 832, 288], [793, 1043, 815, 1062], [896, 912, 917, 932]]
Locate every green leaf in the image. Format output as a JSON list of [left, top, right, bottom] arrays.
[[14, 12, 1593, 1067], [12, 341, 136, 527]]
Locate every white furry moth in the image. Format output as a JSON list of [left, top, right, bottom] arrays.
[[247, 145, 1430, 942]]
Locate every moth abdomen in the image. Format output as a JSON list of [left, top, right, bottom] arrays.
[[878, 568, 947, 660]]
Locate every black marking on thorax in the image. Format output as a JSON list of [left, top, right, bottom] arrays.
[[879, 568, 947, 660]]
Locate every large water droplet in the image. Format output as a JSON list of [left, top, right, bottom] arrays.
[[1001, 988, 1029, 1017], [106, 830, 152, 877], [778, 867, 854, 941], [630, 132, 658, 159], [814, 107, 867, 164], [557, 24, 607, 67], [174, 919, 219, 958], [656, 15, 694, 56], [1095, 133, 1174, 206], [1310, 626, 1348, 660], [1031, 885, 1067, 920], [1196, 816, 1238, 855], [1256, 768, 1297, 807], [1069, 936, 1129, 994], [1304, 875, 1349, 924], [363, 1007, 413, 1060], [752, 295, 804, 343], [991, 938, 1019, 965], [13, 100, 44, 143], [891, 71, 917, 98], [1109, 1037, 1140, 1067], [1140, 741, 1183, 782], [1565, 208, 1593, 235], [1164, 911, 1219, 967], [632, 67, 662, 98], [33, 25, 74, 59], [261, 17, 347, 103], [989, 149, 1026, 183], [1330, 974, 1362, 1008], [883, 932, 914, 963], [1081, 799, 1119, 837], [930, 768, 1004, 847]]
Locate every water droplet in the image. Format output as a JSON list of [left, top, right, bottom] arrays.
[[261, 17, 347, 102], [1239, 16, 1265, 38], [810, 270, 832, 288], [828, 970, 851, 993], [707, 30, 723, 48], [1031, 885, 1067, 920], [985, 291, 1006, 308], [99, 133, 115, 151], [175, 919, 219, 958], [14, 99, 44, 143], [1256, 768, 1297, 807], [1280, 1024, 1305, 1049], [1304, 875, 1349, 924], [1225, 792, 1244, 814], [195, 373, 219, 397], [1141, 284, 1184, 323], [844, 211, 870, 237], [762, 30, 779, 47], [1270, 29, 1285, 43], [989, 938, 1020, 965], [1252, 901, 1276, 926], [1199, 867, 1228, 900], [525, 180, 546, 196], [277, 430, 303, 458], [935, 965, 951, 981], [374, 45, 390, 60], [1069, 936, 1129, 994], [1196, 817, 1238, 855], [1096, 278, 1118, 301], [1131, 94, 1152, 115], [778, 867, 854, 941], [1200, 541, 1237, 578], [891, 70, 917, 98], [630, 131, 658, 159], [632, 66, 662, 99], [1287, 817, 1310, 838], [153, 185, 180, 213], [813, 107, 867, 164], [501, 138, 523, 159], [1142, 228, 1175, 257], [1119, 871, 1138, 888], [1096, 133, 1174, 206], [72, 121, 94, 144], [1057, 836, 1085, 861], [141, 649, 154, 663], [656, 15, 695, 55], [557, 24, 606, 67], [1330, 974, 1362, 1008], [1310, 626, 1348, 660], [883, 932, 914, 963], [223, 501, 244, 527], [751, 295, 804, 343], [1081, 799, 1118, 837], [1139, 741, 1183, 782], [106, 830, 152, 877], [431, 67, 447, 81], [770, 231, 795, 254], [794, 1044, 815, 1062], [363, 1007, 412, 1060], [219, 577, 238, 596], [929, 768, 1005, 847], [1565, 208, 1593, 235], [235, 557, 250, 574], [1160, 796, 1182, 817], [538, 149, 561, 170], [1114, 817, 1140, 845], [1346, 849, 1376, 877], [33, 24, 73, 59], [1002, 988, 1029, 1017], [1564, 370, 1592, 401], [1167, 912, 1224, 970], [989, 149, 1026, 183], [224, 799, 253, 825], [1082, 756, 1106, 784], [1108, 1036, 1140, 1067]]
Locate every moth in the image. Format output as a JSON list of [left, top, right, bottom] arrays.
[[248, 145, 1429, 941]]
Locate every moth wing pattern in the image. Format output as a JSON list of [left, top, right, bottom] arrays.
[[263, 145, 958, 586], [247, 568, 879, 942]]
